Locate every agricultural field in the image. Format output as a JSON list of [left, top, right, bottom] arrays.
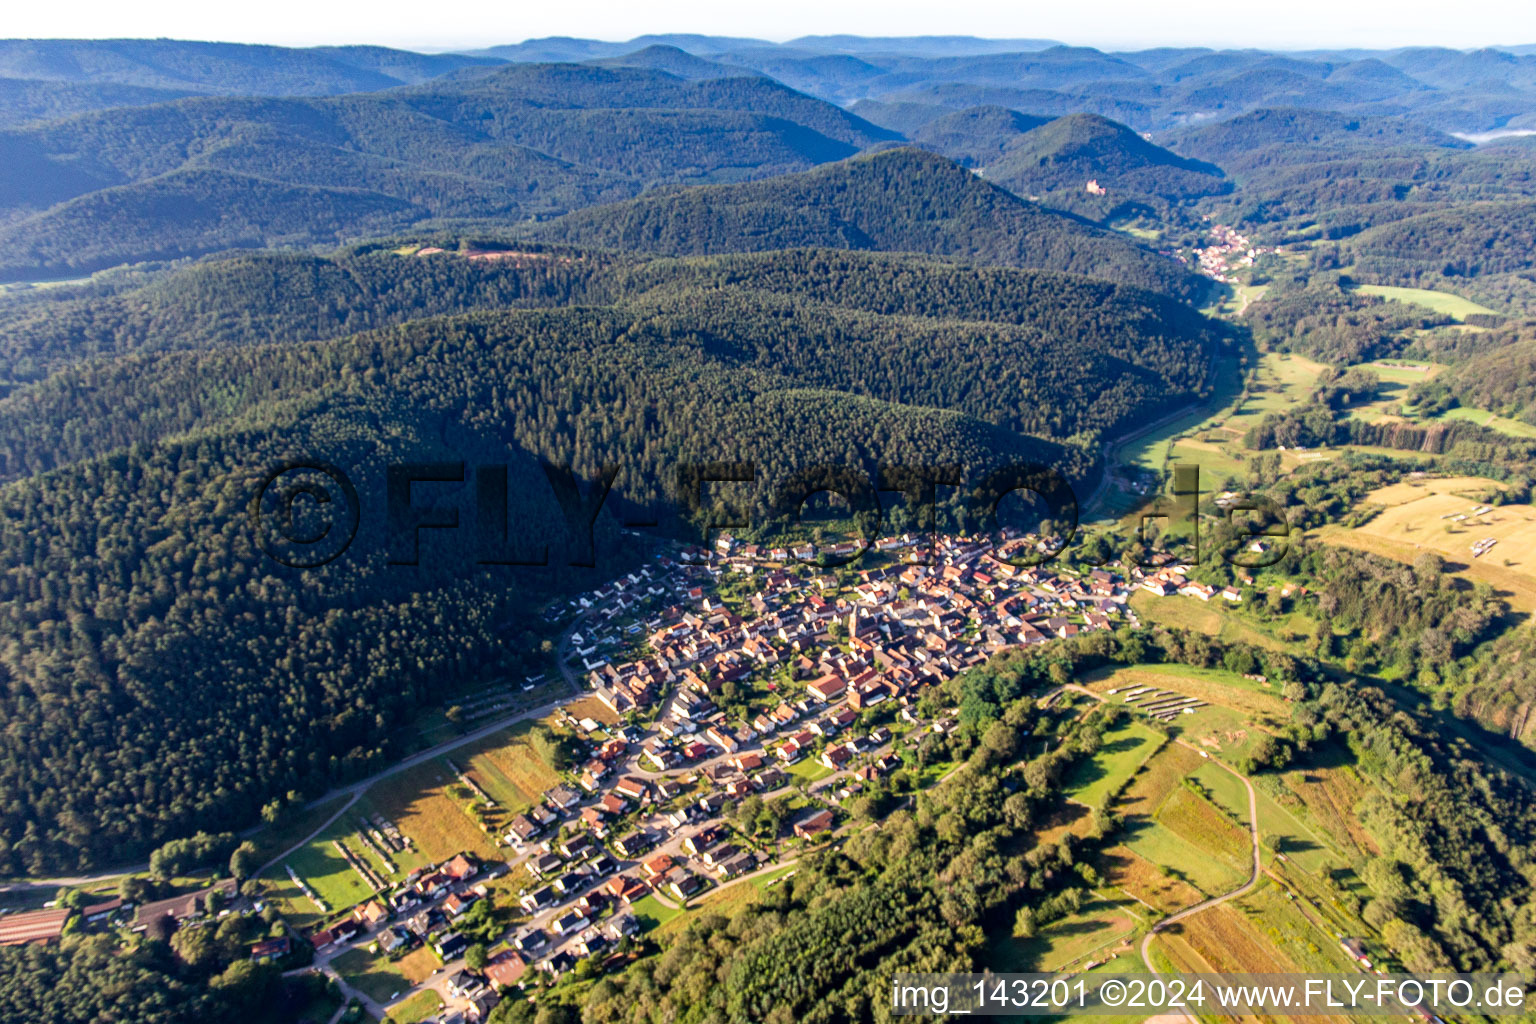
[[1112, 745, 1250, 897], [453, 721, 565, 816], [1268, 760, 1380, 863], [1064, 718, 1164, 807], [1107, 350, 1327, 515], [1098, 844, 1206, 916], [1316, 475, 1536, 610], [1353, 284, 1498, 320]]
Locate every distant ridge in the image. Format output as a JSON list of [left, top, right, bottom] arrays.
[[784, 35, 1063, 56]]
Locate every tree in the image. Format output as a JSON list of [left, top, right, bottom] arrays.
[[465, 943, 489, 971], [229, 841, 258, 881], [170, 924, 216, 970]]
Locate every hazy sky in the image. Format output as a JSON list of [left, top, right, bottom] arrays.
[[7, 0, 1536, 52]]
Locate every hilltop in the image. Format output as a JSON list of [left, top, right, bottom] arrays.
[[526, 148, 1204, 298]]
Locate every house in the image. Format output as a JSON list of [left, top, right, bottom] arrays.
[[599, 793, 629, 816], [666, 870, 703, 901], [612, 830, 658, 858], [544, 785, 582, 812], [553, 870, 591, 896], [250, 937, 291, 961], [807, 675, 847, 702], [518, 887, 556, 914], [435, 932, 469, 959], [526, 852, 562, 878], [700, 843, 740, 868], [479, 950, 526, 992], [505, 813, 543, 844], [468, 991, 502, 1023], [716, 851, 757, 880], [448, 970, 487, 999], [511, 929, 549, 954], [614, 777, 648, 801], [444, 892, 479, 918], [308, 919, 362, 952], [559, 833, 595, 860], [353, 900, 389, 929], [604, 875, 649, 904], [444, 854, 478, 880], [705, 726, 740, 753], [81, 898, 123, 925], [642, 854, 676, 880], [541, 951, 576, 977], [820, 744, 852, 770], [794, 808, 835, 839], [550, 910, 589, 936], [682, 827, 723, 855], [378, 927, 413, 955], [606, 911, 640, 940]]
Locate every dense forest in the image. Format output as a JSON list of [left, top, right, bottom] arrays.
[[0, 247, 1221, 871], [526, 148, 1203, 298], [1241, 273, 1451, 363]]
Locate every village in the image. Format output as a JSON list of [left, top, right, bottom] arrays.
[[0, 530, 1251, 1024]]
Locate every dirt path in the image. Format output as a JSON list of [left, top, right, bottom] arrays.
[[1137, 742, 1261, 1016]]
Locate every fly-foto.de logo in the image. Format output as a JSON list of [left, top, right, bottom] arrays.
[[247, 459, 1290, 571]]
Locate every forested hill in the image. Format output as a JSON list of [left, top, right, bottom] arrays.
[[0, 245, 1217, 383], [1333, 200, 1536, 312], [526, 148, 1204, 298], [1160, 107, 1469, 175], [0, 248, 1223, 870], [0, 39, 505, 95], [986, 113, 1227, 199], [0, 64, 894, 281]]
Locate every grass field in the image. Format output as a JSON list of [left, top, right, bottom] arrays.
[[1437, 405, 1536, 438], [455, 721, 564, 815], [1355, 284, 1497, 320], [1064, 719, 1164, 807], [992, 893, 1143, 971], [1362, 359, 1443, 385], [657, 864, 798, 937], [332, 947, 414, 1005], [247, 795, 354, 867], [1081, 663, 1290, 731], [1127, 591, 1291, 652], [787, 757, 834, 783], [388, 990, 443, 1024]]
